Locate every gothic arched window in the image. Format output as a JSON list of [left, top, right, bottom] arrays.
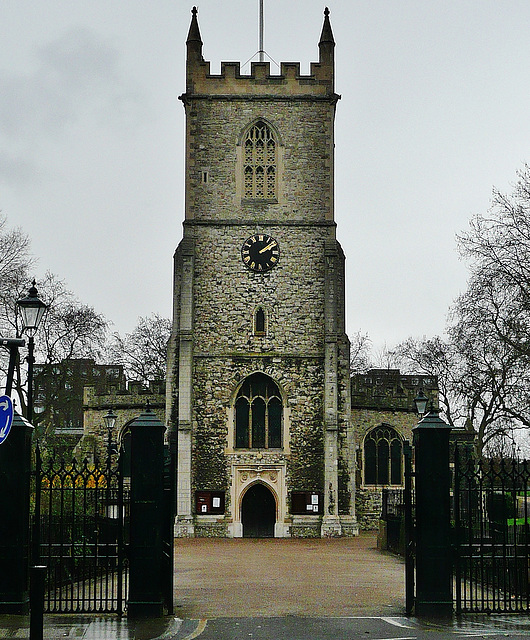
[[243, 122, 277, 200], [364, 425, 403, 486], [235, 373, 282, 449]]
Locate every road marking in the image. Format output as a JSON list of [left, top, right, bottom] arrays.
[[180, 619, 207, 640], [331, 616, 417, 627], [381, 617, 415, 628], [332, 616, 408, 619], [364, 637, 416, 640]]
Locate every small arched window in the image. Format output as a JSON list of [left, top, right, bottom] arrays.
[[254, 307, 266, 335], [243, 122, 277, 200], [364, 425, 403, 486], [235, 373, 282, 449]]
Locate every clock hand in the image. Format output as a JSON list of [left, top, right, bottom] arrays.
[[259, 241, 277, 254]]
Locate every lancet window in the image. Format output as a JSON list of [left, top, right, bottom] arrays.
[[254, 307, 266, 335]]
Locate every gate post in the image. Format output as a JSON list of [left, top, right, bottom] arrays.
[[0, 412, 34, 613], [413, 408, 452, 617], [127, 405, 165, 617], [404, 441, 414, 615]]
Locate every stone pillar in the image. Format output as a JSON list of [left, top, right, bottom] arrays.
[[175, 240, 195, 537], [127, 406, 165, 617], [413, 409, 453, 617], [0, 412, 33, 613], [321, 243, 341, 536]]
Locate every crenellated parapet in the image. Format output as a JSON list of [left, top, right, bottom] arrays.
[[351, 369, 438, 413], [77, 380, 167, 459], [183, 6, 337, 100]]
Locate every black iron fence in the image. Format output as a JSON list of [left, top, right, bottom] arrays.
[[453, 446, 530, 613], [33, 447, 129, 614], [381, 488, 406, 555], [378, 442, 414, 615]]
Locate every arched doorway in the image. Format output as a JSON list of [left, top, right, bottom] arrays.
[[241, 483, 276, 538]]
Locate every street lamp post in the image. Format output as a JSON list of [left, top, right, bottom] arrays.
[[16, 281, 47, 424], [103, 408, 118, 524], [104, 408, 118, 460]]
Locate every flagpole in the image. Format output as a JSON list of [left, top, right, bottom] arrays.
[[258, 0, 264, 62]]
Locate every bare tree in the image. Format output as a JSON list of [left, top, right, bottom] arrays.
[[0, 215, 33, 281], [393, 328, 519, 458], [34, 272, 108, 363], [372, 343, 402, 370], [458, 164, 530, 360], [450, 287, 527, 457], [11, 272, 108, 419], [392, 336, 459, 427], [394, 181, 530, 459], [0, 216, 35, 338], [349, 331, 373, 374], [108, 313, 171, 385], [448, 164, 530, 454]]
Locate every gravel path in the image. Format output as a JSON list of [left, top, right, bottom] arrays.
[[173, 532, 405, 618]]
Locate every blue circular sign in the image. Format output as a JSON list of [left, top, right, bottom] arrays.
[[0, 395, 14, 445]]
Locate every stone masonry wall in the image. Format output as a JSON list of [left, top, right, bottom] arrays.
[[173, 93, 345, 528], [191, 225, 333, 355], [79, 381, 166, 459], [355, 487, 384, 531], [352, 408, 416, 531], [353, 408, 418, 448], [185, 98, 334, 224], [191, 357, 326, 502]]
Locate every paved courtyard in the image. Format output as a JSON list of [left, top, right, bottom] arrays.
[[173, 532, 405, 618]]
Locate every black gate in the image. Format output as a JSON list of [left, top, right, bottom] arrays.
[[453, 445, 530, 613], [403, 440, 415, 615], [380, 442, 415, 614], [381, 488, 405, 555], [162, 440, 176, 614], [33, 445, 129, 614]]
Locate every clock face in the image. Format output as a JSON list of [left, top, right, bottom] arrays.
[[241, 234, 280, 272]]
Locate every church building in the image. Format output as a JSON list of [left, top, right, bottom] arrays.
[[166, 7, 358, 537]]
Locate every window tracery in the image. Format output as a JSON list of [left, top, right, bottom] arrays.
[[364, 425, 403, 486], [243, 122, 277, 200], [235, 373, 282, 449]]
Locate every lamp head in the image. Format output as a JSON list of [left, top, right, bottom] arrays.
[[414, 388, 429, 416], [17, 281, 47, 337], [103, 408, 118, 433]]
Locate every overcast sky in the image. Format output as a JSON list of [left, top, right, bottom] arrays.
[[2, 1, 530, 354]]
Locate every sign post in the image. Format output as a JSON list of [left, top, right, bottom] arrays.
[[0, 411, 34, 613], [0, 395, 14, 445]]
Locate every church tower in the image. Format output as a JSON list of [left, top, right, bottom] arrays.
[[167, 7, 358, 538]]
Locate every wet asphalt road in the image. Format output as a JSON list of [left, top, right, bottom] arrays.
[[2, 611, 530, 639], [173, 615, 530, 640]]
